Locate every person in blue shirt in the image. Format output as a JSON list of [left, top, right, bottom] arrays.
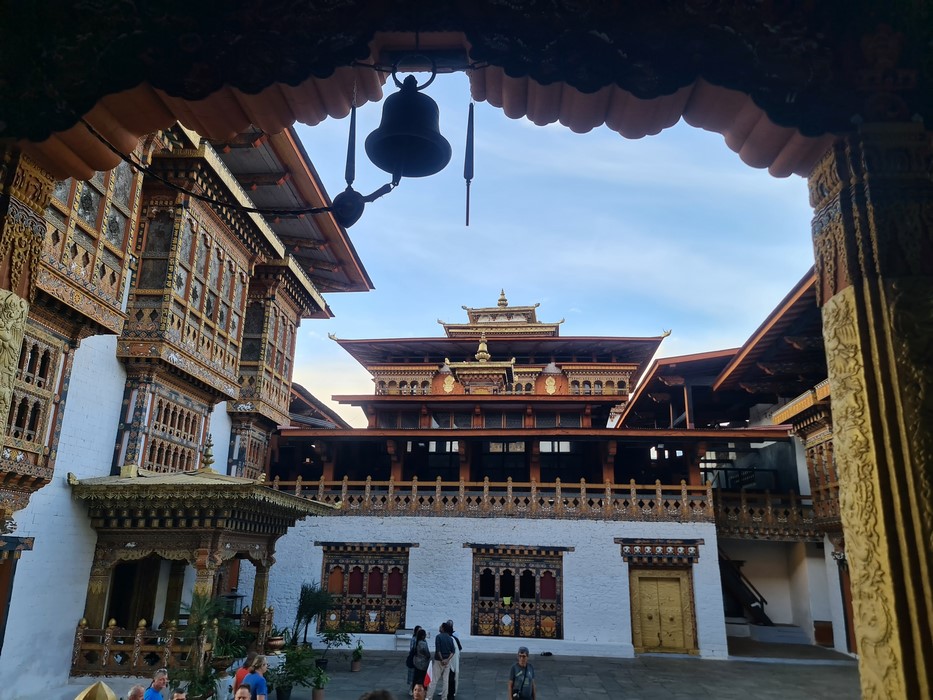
[[143, 669, 168, 700], [241, 654, 269, 700]]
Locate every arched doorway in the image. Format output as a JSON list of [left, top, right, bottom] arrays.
[[1, 6, 931, 698]]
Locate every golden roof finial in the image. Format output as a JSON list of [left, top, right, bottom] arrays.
[[475, 331, 491, 362], [498, 289, 508, 307]]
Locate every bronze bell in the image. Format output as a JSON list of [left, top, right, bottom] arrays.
[[365, 75, 452, 183]]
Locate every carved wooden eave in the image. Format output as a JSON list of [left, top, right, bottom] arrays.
[[69, 468, 334, 537], [253, 257, 332, 321]]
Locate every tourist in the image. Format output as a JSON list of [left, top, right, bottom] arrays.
[[412, 684, 427, 700], [507, 646, 535, 700], [406, 625, 423, 693], [127, 685, 144, 700], [234, 650, 258, 692], [431, 622, 455, 699], [241, 654, 269, 700], [170, 692, 187, 700], [144, 669, 169, 700], [411, 627, 431, 693], [443, 620, 461, 699], [234, 687, 252, 700]]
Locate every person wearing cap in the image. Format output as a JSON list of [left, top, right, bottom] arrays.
[[144, 669, 169, 700], [507, 646, 535, 700]]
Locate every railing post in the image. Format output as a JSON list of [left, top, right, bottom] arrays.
[[790, 489, 798, 525], [506, 477, 514, 515], [72, 618, 87, 672], [272, 475, 280, 490], [579, 479, 588, 514], [555, 478, 563, 515], [765, 489, 774, 527], [604, 480, 613, 519], [706, 480, 714, 518], [630, 479, 638, 517], [318, 477, 326, 500], [102, 618, 116, 670], [295, 475, 303, 496], [410, 477, 419, 513], [458, 478, 465, 513], [680, 480, 689, 519], [364, 476, 372, 513], [163, 619, 176, 670], [655, 480, 663, 518], [132, 618, 146, 672], [388, 476, 396, 513], [434, 477, 443, 513], [530, 479, 538, 515], [482, 477, 490, 514], [341, 476, 349, 507]]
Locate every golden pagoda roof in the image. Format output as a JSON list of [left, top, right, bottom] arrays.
[[441, 290, 562, 337]]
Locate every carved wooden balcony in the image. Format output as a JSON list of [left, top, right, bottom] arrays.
[[268, 476, 715, 523], [713, 490, 821, 541]]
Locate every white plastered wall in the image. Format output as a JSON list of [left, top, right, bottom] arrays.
[[208, 401, 233, 473], [263, 515, 727, 659], [0, 336, 126, 699]]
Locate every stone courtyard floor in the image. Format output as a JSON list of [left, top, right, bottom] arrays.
[[58, 641, 860, 700]]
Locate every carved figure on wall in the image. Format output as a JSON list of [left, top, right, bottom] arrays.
[[0, 290, 29, 423]]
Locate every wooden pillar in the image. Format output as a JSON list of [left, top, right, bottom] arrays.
[[164, 560, 187, 623], [602, 440, 616, 483], [251, 563, 270, 612], [687, 442, 705, 486], [809, 123, 933, 699], [529, 441, 541, 482], [83, 546, 116, 628], [192, 547, 216, 596]]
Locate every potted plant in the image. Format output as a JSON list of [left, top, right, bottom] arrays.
[[350, 639, 363, 672], [171, 664, 221, 700], [310, 663, 330, 700], [265, 624, 288, 653], [291, 581, 334, 646], [315, 625, 354, 670], [266, 643, 316, 700]]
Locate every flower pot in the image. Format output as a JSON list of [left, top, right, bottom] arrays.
[[351, 658, 362, 672], [312, 689, 325, 700], [315, 658, 329, 670], [210, 655, 234, 672], [275, 687, 293, 700], [265, 636, 286, 652]]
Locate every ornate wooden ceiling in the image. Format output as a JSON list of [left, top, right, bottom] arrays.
[[2, 2, 930, 179]]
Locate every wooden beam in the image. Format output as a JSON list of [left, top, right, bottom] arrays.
[[234, 171, 291, 189]]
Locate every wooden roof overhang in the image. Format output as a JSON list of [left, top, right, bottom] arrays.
[[333, 335, 664, 371], [10, 3, 929, 181], [279, 426, 791, 446], [69, 469, 333, 563], [619, 348, 742, 428], [211, 127, 373, 295], [713, 269, 826, 400]]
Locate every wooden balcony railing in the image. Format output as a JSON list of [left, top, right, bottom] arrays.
[[714, 490, 822, 541], [268, 476, 715, 523], [71, 608, 273, 677]]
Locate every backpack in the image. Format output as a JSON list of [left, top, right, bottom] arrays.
[[406, 647, 416, 669]]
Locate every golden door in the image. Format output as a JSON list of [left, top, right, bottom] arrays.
[[630, 569, 697, 654]]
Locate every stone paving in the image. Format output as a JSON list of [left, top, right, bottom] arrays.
[[56, 646, 860, 700]]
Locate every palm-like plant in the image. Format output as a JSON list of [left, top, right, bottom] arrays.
[[291, 581, 334, 645]]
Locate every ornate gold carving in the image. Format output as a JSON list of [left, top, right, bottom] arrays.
[[823, 289, 905, 699], [545, 376, 556, 395], [443, 375, 454, 393]]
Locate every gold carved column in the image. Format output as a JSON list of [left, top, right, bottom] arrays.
[[83, 545, 117, 628], [809, 123, 933, 699], [251, 561, 272, 613]]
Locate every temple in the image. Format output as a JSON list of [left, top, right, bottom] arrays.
[[263, 285, 843, 657]]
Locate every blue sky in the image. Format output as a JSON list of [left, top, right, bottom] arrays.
[[292, 72, 814, 427]]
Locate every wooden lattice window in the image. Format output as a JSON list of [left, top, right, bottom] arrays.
[[143, 392, 205, 473], [469, 544, 569, 640], [318, 543, 414, 634], [7, 328, 62, 446]]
